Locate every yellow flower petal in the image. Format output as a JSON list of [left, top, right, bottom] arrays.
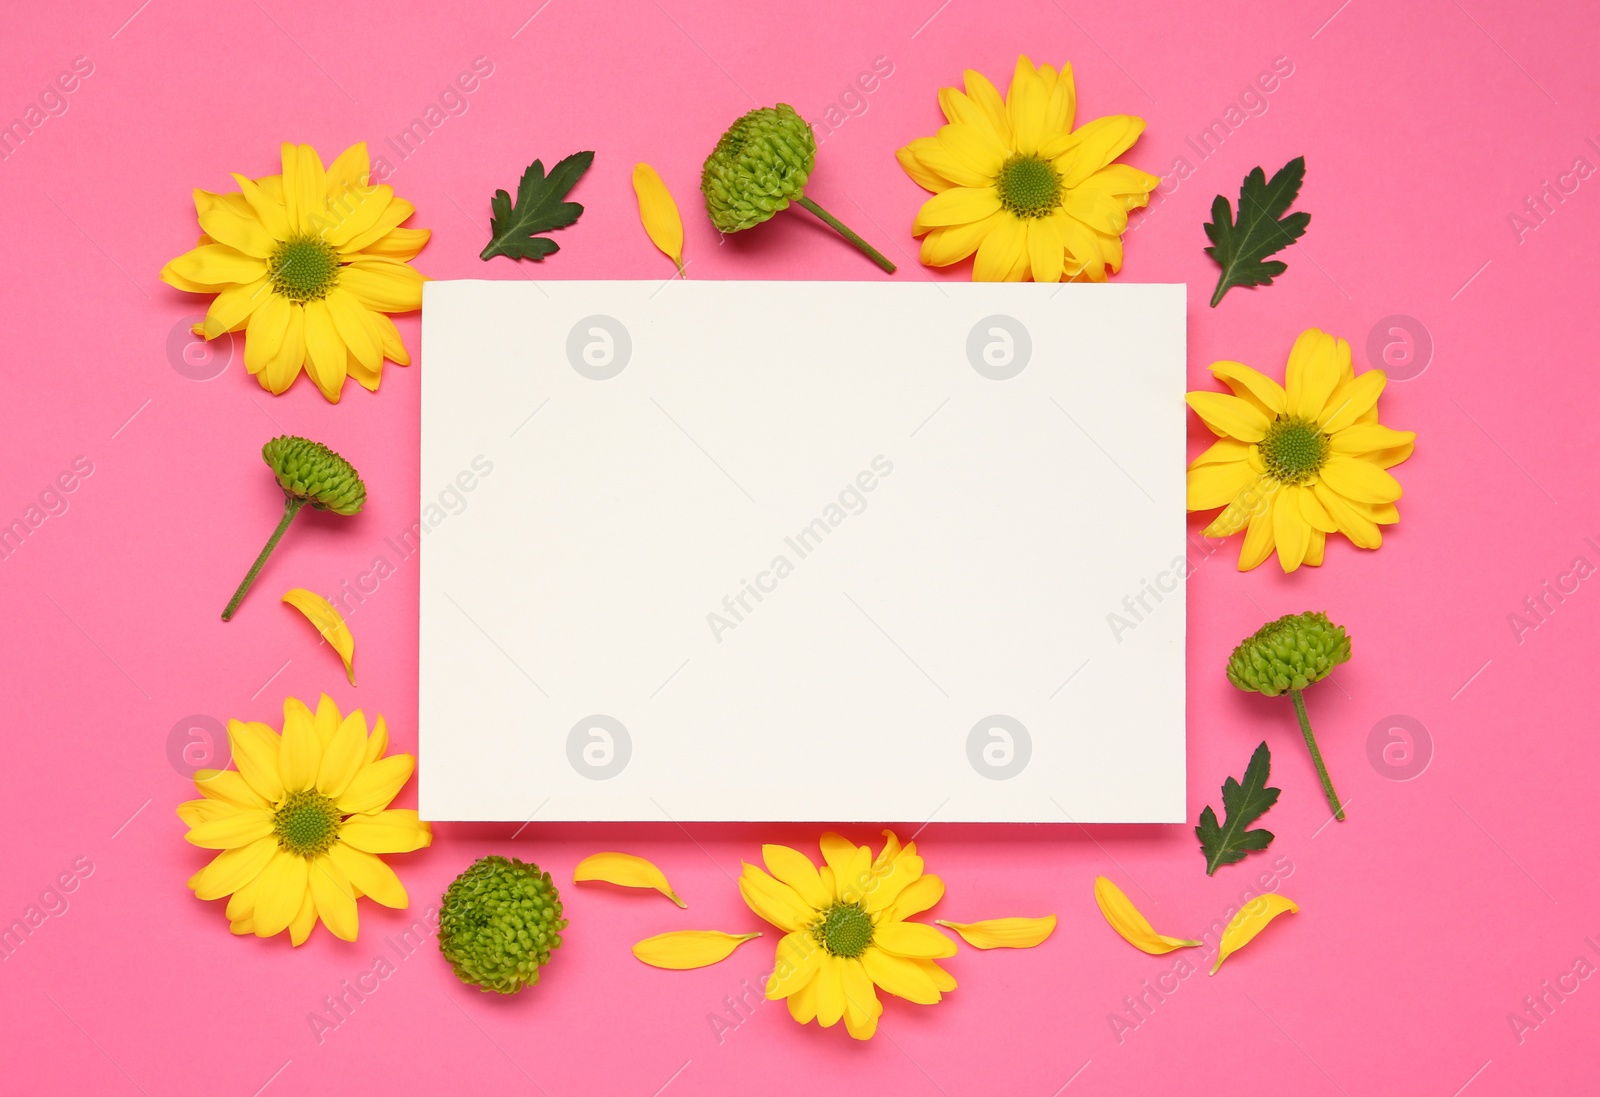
[[573, 852, 686, 907], [1273, 484, 1312, 572], [327, 842, 409, 909], [1026, 216, 1066, 283], [884, 873, 944, 921], [301, 299, 348, 402], [189, 836, 278, 901], [815, 954, 846, 1027], [355, 226, 430, 263], [278, 696, 321, 793], [761, 844, 831, 911], [161, 244, 267, 288], [788, 975, 820, 1023], [338, 809, 432, 854], [1057, 115, 1145, 188], [1211, 894, 1298, 974], [1319, 369, 1386, 432], [1186, 391, 1270, 442], [336, 753, 416, 815], [288, 889, 318, 946], [738, 863, 816, 931], [1313, 482, 1382, 549], [282, 587, 357, 686], [861, 947, 944, 1003], [194, 767, 267, 808], [919, 211, 1003, 267], [198, 201, 277, 259], [963, 68, 1012, 142], [1005, 54, 1049, 155], [896, 143, 951, 193], [1209, 360, 1287, 418], [184, 807, 273, 849], [1239, 497, 1277, 570], [922, 124, 1005, 187], [262, 302, 307, 395], [936, 915, 1057, 949], [632, 163, 685, 276], [840, 957, 881, 1040], [1329, 422, 1414, 456], [308, 855, 359, 942], [233, 174, 291, 241], [324, 142, 372, 202], [228, 719, 284, 802], [340, 258, 424, 313], [1320, 455, 1402, 503], [1094, 876, 1201, 954], [766, 929, 824, 998], [316, 708, 367, 801], [632, 930, 760, 970], [253, 850, 310, 938], [1284, 328, 1344, 420], [281, 142, 327, 235], [913, 185, 1003, 232], [873, 920, 958, 959], [972, 214, 1028, 281], [1188, 460, 1256, 511]]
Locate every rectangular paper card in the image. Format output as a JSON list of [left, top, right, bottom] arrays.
[[419, 280, 1186, 823]]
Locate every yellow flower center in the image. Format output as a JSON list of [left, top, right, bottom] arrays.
[[1259, 416, 1330, 484], [997, 154, 1062, 219], [269, 235, 341, 303], [273, 789, 343, 857], [814, 901, 874, 958]]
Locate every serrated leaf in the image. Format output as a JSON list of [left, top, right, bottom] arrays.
[[480, 151, 594, 262], [1203, 156, 1310, 307], [1196, 741, 1280, 875]]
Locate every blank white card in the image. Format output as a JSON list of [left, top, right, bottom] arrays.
[[419, 280, 1186, 823]]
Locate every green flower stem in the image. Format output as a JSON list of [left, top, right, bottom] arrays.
[[222, 496, 305, 622], [795, 196, 896, 274], [1291, 688, 1344, 822]]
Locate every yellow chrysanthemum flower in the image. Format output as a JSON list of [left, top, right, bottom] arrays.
[[160, 142, 428, 402], [178, 694, 432, 945], [1187, 328, 1417, 572], [740, 831, 957, 1041], [896, 55, 1158, 281]]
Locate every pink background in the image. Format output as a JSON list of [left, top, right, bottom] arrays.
[[2, 0, 1596, 1092]]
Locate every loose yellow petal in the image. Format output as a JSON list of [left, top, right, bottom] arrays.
[[1210, 894, 1299, 974], [282, 588, 357, 685], [632, 163, 685, 276], [936, 915, 1057, 949], [1094, 876, 1201, 954], [632, 930, 760, 969], [574, 852, 686, 907]]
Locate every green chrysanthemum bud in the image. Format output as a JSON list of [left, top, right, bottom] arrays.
[[262, 435, 367, 515], [701, 104, 815, 233], [439, 856, 567, 994], [1226, 610, 1350, 697], [1227, 610, 1352, 822], [701, 104, 896, 273], [221, 434, 366, 621]]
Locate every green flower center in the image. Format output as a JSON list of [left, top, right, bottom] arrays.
[[1259, 416, 1330, 484], [813, 901, 874, 958], [268, 235, 340, 303], [273, 789, 343, 857], [997, 154, 1062, 219]]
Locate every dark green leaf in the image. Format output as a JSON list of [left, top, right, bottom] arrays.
[[1196, 741, 1280, 875], [480, 151, 595, 262], [1203, 156, 1311, 307]]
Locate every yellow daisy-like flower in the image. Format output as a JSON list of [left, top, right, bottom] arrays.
[[1187, 328, 1417, 572], [740, 830, 957, 1041], [178, 694, 432, 945], [896, 55, 1158, 281], [160, 142, 428, 402]]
